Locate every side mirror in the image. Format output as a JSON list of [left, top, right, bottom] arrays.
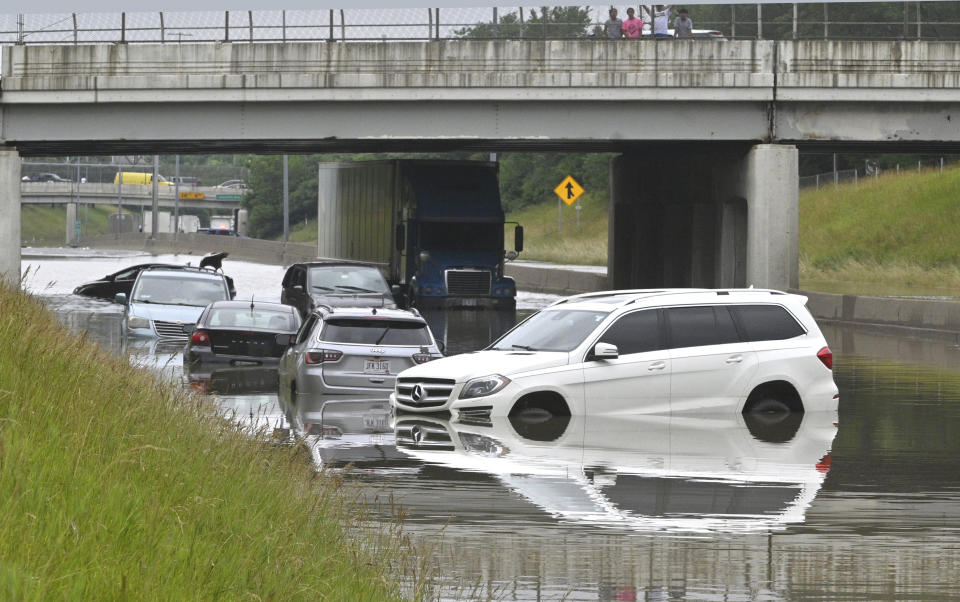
[[181, 323, 196, 334], [276, 333, 295, 346], [395, 224, 405, 251], [114, 292, 128, 305], [514, 225, 524, 253], [592, 342, 619, 360]]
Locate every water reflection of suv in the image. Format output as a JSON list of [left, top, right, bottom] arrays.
[[391, 289, 838, 418], [118, 268, 232, 340]]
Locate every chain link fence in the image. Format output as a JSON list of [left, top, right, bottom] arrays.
[[4, 4, 960, 44]]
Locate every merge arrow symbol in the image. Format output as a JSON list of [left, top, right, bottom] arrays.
[[566, 182, 575, 199]]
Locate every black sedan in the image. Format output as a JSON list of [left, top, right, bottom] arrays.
[[183, 301, 301, 369], [73, 256, 236, 302]]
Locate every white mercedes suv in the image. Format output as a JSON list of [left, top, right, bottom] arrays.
[[390, 289, 839, 418]]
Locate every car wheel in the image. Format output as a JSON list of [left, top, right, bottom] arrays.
[[744, 397, 802, 443]]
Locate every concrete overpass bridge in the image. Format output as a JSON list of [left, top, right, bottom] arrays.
[[2, 39, 960, 289], [20, 182, 244, 210]]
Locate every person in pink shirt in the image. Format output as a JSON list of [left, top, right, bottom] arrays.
[[622, 7, 644, 38]]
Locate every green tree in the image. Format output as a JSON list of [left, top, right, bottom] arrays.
[[455, 6, 595, 39]]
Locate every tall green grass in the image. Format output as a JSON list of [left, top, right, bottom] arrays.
[[507, 192, 608, 266], [21, 205, 130, 246], [0, 282, 413, 600]]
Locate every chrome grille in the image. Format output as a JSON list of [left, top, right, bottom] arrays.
[[395, 377, 455, 409], [445, 269, 491, 296], [394, 420, 454, 451], [153, 320, 190, 340]]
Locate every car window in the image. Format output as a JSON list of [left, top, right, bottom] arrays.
[[282, 267, 295, 287], [320, 319, 432, 346], [490, 309, 609, 352], [666, 305, 740, 349], [208, 307, 298, 330], [297, 314, 319, 344], [115, 268, 140, 281], [598, 309, 660, 355], [309, 266, 389, 294], [131, 275, 228, 307], [731, 305, 806, 341]]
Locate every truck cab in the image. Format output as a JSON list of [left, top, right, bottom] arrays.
[[399, 162, 521, 310]]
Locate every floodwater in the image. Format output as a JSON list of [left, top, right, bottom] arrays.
[[20, 250, 960, 600]]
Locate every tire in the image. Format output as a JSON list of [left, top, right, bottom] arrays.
[[744, 397, 802, 443]]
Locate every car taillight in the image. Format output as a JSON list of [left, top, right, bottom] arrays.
[[817, 346, 833, 370], [190, 329, 211, 346], [412, 353, 435, 364], [305, 350, 343, 364]]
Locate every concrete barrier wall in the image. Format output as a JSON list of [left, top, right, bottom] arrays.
[[79, 233, 318, 266]]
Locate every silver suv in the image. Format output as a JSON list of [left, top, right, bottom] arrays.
[[278, 307, 442, 396]]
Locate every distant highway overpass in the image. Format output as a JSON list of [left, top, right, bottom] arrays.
[[19, 182, 244, 210]]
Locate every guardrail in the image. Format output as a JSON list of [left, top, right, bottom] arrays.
[[3, 4, 960, 45]]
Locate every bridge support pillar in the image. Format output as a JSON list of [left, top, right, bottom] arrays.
[[0, 149, 21, 285], [608, 143, 797, 290], [65, 202, 79, 246]]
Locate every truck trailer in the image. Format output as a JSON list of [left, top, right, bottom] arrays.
[[317, 160, 523, 309]]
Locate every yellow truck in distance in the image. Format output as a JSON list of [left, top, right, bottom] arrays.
[[114, 172, 174, 186]]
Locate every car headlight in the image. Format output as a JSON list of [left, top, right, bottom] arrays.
[[127, 316, 151, 329], [459, 374, 511, 400]]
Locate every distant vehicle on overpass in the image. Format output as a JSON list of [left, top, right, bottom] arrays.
[[114, 171, 173, 186], [22, 172, 72, 183]]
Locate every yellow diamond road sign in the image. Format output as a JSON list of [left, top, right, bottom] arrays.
[[554, 175, 584, 206]]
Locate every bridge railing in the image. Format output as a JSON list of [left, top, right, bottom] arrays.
[[4, 4, 960, 44]]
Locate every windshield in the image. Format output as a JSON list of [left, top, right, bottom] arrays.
[[320, 319, 432, 346], [490, 309, 609, 352], [309, 266, 390, 294], [207, 307, 297, 331], [419, 222, 502, 252], [132, 275, 228, 307]]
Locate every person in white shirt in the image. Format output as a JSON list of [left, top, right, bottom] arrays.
[[645, 5, 672, 38]]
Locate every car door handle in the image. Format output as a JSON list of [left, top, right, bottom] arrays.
[[648, 361, 666, 371], [725, 355, 743, 364], [368, 377, 386, 384]]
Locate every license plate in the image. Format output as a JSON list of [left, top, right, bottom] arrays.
[[232, 360, 261, 367], [364, 359, 390, 375]]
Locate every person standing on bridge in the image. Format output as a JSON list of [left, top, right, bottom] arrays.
[[622, 8, 644, 39], [604, 7, 624, 39], [673, 8, 693, 38], [645, 5, 672, 38]]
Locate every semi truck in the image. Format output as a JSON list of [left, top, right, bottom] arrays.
[[317, 160, 523, 310]]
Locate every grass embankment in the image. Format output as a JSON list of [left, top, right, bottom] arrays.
[[799, 166, 960, 290], [0, 283, 410, 600], [21, 205, 130, 246]]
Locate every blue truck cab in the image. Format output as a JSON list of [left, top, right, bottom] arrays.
[[316, 159, 523, 311]]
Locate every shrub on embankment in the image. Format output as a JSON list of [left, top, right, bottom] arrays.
[[0, 282, 406, 600]]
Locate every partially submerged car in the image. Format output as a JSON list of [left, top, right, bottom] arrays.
[[73, 255, 236, 302], [183, 300, 301, 370], [391, 288, 838, 419], [118, 267, 232, 340], [281, 260, 400, 318], [278, 306, 442, 397]]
